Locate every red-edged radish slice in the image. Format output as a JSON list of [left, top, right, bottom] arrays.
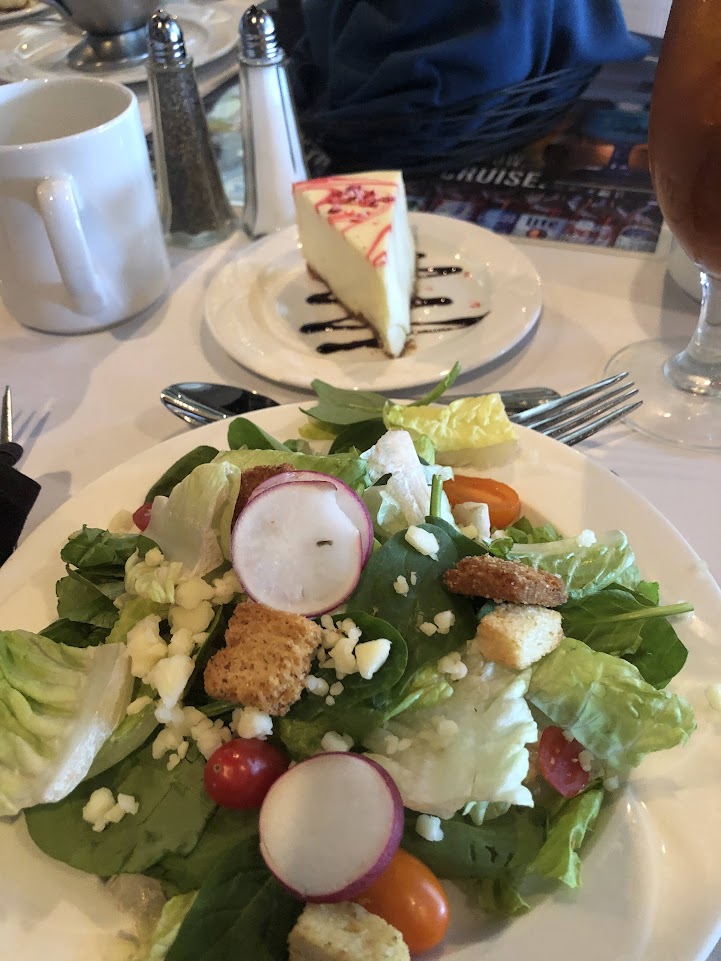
[[248, 470, 373, 564], [231, 480, 363, 616], [259, 752, 403, 902]]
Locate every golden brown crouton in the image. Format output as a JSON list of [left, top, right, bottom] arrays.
[[234, 464, 295, 517], [443, 554, 567, 607], [288, 902, 410, 961], [203, 601, 321, 715], [474, 603, 563, 670]]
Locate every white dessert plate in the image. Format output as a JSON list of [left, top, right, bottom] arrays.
[[0, 1, 236, 85], [205, 212, 543, 392], [0, 406, 719, 961], [0, 1, 42, 27]]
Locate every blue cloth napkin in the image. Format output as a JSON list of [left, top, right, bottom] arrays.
[[290, 0, 647, 121]]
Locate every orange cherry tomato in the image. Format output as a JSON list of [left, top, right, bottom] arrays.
[[353, 848, 450, 955], [443, 476, 521, 529]]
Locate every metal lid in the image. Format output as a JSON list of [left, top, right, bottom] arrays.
[[148, 9, 187, 64], [239, 4, 283, 65]]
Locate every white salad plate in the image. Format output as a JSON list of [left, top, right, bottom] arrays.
[[0, 2, 236, 85], [0, 1, 42, 28], [0, 405, 720, 961], [204, 212, 543, 392]]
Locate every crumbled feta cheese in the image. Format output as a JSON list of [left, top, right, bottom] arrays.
[[233, 706, 273, 740], [393, 575, 409, 596], [155, 702, 185, 727], [603, 775, 620, 791], [145, 654, 194, 708], [384, 734, 401, 755], [82, 788, 138, 832], [167, 754, 181, 771], [168, 600, 215, 635], [321, 629, 342, 650], [577, 529, 597, 548], [354, 638, 392, 680], [397, 738, 412, 752], [117, 793, 139, 815], [329, 681, 344, 697], [409, 572, 417, 586], [167, 627, 196, 658], [126, 616, 167, 679], [437, 651, 467, 680], [435, 718, 459, 738], [562, 729, 575, 742], [152, 726, 184, 760], [459, 524, 479, 540], [177, 740, 190, 760], [306, 675, 330, 697], [211, 569, 242, 605], [320, 731, 353, 752], [405, 526, 439, 559], [419, 621, 438, 636], [331, 634, 358, 678], [453, 502, 491, 543], [706, 684, 721, 711], [144, 547, 165, 568], [195, 725, 231, 760], [433, 610, 455, 634], [126, 694, 153, 716], [578, 749, 594, 773], [175, 577, 215, 611], [415, 814, 444, 842], [325, 695, 336, 706], [320, 614, 335, 630]]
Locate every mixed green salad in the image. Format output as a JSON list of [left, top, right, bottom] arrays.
[[0, 367, 696, 960]]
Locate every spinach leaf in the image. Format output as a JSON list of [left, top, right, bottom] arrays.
[[56, 570, 121, 629], [328, 419, 387, 454], [413, 361, 461, 405], [401, 809, 543, 881], [165, 835, 302, 961], [40, 618, 110, 647], [625, 617, 689, 689], [183, 604, 235, 707], [279, 705, 387, 759], [227, 417, 293, 452], [349, 522, 480, 681], [25, 744, 216, 877], [302, 380, 387, 427], [145, 446, 219, 502], [150, 807, 259, 895], [61, 527, 155, 574], [505, 517, 564, 544]]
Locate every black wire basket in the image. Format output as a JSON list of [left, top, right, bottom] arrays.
[[298, 63, 599, 176]]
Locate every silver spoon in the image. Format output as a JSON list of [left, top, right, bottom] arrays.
[[160, 382, 561, 427]]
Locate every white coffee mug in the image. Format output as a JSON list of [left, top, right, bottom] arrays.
[[0, 77, 171, 334]]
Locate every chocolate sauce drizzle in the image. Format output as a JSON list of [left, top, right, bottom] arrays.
[[300, 251, 488, 354]]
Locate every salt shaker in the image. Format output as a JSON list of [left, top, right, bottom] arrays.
[[147, 10, 236, 248], [238, 4, 307, 238]]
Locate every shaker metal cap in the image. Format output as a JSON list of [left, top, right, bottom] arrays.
[[148, 9, 187, 64], [239, 4, 283, 65]]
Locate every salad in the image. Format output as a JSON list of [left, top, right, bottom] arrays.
[[0, 366, 697, 961]]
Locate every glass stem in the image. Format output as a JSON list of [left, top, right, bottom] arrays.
[[664, 271, 721, 396]]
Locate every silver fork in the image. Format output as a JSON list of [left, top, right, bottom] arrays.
[[509, 372, 641, 446]]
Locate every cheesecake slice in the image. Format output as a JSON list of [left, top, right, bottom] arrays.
[[292, 171, 416, 358]]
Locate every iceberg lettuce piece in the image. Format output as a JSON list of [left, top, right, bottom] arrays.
[[361, 430, 436, 529], [144, 461, 242, 578], [0, 630, 132, 815], [365, 648, 537, 818], [510, 529, 638, 599], [528, 637, 696, 770], [383, 394, 516, 453]]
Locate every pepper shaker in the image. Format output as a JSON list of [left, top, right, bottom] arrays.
[[147, 10, 236, 248], [238, 4, 307, 238]]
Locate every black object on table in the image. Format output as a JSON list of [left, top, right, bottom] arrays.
[[0, 389, 41, 567]]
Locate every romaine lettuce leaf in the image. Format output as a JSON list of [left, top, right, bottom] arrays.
[[215, 448, 368, 493], [0, 630, 132, 815], [510, 530, 638, 599], [145, 892, 198, 961], [528, 787, 603, 888], [528, 637, 696, 769], [383, 394, 515, 452]]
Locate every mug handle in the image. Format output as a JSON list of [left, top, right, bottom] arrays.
[[36, 176, 107, 316]]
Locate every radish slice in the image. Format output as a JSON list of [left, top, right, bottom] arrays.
[[231, 480, 363, 616], [259, 753, 403, 902], [248, 470, 373, 564]]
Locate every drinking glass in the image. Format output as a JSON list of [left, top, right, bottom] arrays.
[[604, 0, 721, 450]]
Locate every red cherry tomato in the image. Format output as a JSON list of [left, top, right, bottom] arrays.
[[538, 725, 590, 798], [442, 476, 521, 529], [204, 738, 289, 809], [132, 502, 153, 532], [353, 849, 450, 955]]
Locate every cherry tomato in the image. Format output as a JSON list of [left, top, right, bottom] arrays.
[[353, 848, 449, 954], [538, 725, 589, 798], [132, 502, 153, 532], [442, 476, 521, 529], [204, 738, 289, 809]]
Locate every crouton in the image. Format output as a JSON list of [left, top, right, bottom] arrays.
[[288, 902, 410, 961], [234, 463, 295, 517], [443, 554, 567, 607], [203, 601, 321, 716], [474, 603, 563, 670]]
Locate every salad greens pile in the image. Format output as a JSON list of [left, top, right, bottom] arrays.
[[0, 370, 697, 960]]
